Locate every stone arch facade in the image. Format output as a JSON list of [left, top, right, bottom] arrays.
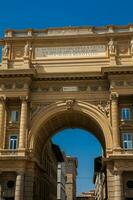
[[1, 25, 133, 200], [29, 100, 113, 156]]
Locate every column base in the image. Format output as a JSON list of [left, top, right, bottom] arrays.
[[113, 147, 122, 154], [23, 57, 30, 68], [2, 58, 9, 69], [110, 55, 116, 65]]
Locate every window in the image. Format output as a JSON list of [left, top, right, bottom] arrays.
[[122, 133, 133, 149], [121, 108, 131, 121], [9, 135, 18, 150], [10, 110, 19, 123], [7, 180, 15, 188], [127, 180, 133, 188]]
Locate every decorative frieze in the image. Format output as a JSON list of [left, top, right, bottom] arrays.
[[31, 83, 109, 93], [0, 82, 29, 90], [110, 80, 133, 88]]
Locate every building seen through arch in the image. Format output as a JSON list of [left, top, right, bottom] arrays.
[[0, 25, 133, 199]]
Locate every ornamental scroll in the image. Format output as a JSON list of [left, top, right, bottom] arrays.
[[35, 45, 106, 58]]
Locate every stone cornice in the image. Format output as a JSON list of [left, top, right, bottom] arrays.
[[2, 24, 133, 37], [2, 31, 133, 43], [102, 65, 133, 75], [0, 69, 35, 77], [1, 25, 133, 42], [0, 66, 133, 80]]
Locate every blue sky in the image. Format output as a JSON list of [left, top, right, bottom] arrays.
[[52, 129, 102, 195], [1, 0, 133, 195], [0, 0, 133, 37]]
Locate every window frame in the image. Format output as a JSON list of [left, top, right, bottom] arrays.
[[8, 134, 18, 150], [121, 107, 131, 121], [122, 132, 133, 150], [9, 110, 20, 123]]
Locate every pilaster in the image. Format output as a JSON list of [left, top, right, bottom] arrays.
[[19, 96, 28, 149], [0, 96, 6, 149], [114, 171, 123, 200], [15, 171, 24, 200], [110, 92, 120, 149]]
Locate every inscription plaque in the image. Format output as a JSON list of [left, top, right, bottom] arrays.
[[35, 45, 106, 58], [63, 86, 78, 92]]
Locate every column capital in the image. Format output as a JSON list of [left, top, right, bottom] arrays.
[[114, 170, 123, 176], [17, 171, 25, 176], [20, 96, 28, 102], [0, 96, 6, 103], [110, 92, 119, 101]]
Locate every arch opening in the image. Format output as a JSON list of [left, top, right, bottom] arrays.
[[29, 101, 113, 160], [52, 128, 103, 195]]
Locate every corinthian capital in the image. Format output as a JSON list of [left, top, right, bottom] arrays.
[[0, 96, 6, 102], [110, 92, 119, 101]]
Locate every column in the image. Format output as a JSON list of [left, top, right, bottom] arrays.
[[110, 92, 120, 149], [24, 171, 34, 200], [19, 97, 28, 149], [15, 172, 24, 200], [0, 97, 5, 149], [114, 171, 123, 200]]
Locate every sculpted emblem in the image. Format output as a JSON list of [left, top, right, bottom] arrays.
[[97, 101, 110, 118], [65, 99, 75, 110]]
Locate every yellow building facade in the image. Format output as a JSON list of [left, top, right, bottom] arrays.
[[0, 25, 133, 199]]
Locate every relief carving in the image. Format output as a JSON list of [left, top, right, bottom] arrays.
[[97, 101, 110, 118], [65, 99, 75, 110], [118, 44, 129, 55], [30, 103, 49, 118], [13, 47, 24, 58]]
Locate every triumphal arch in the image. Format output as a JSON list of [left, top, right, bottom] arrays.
[[0, 25, 133, 200]]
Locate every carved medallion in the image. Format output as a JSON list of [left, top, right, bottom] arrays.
[[13, 47, 24, 58]]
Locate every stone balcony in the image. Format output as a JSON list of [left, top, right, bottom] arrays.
[[0, 149, 33, 159]]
